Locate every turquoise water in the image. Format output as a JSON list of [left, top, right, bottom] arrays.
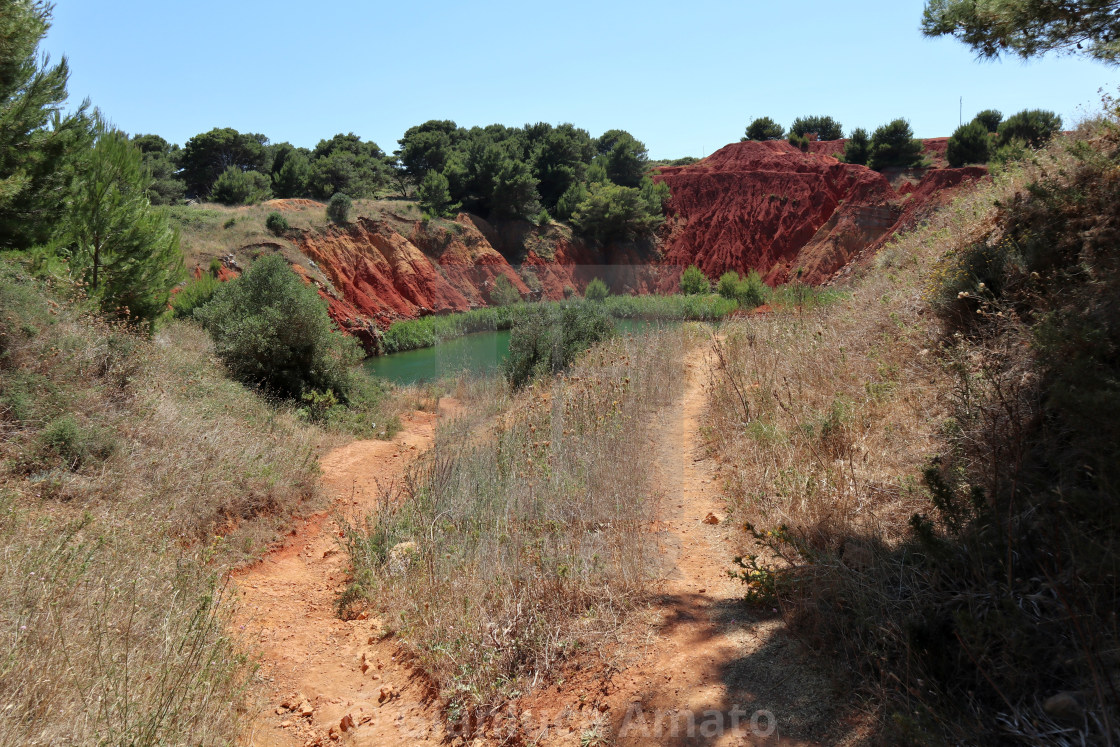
[[365, 319, 678, 385]]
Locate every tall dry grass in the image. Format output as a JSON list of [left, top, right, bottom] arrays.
[[705, 128, 1116, 742], [341, 326, 701, 723], [0, 263, 327, 744]]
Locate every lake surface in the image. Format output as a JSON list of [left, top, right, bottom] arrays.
[[365, 319, 679, 385]]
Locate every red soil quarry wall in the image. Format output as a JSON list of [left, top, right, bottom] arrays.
[[655, 140, 986, 285]]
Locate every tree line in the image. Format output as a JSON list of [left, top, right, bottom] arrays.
[[742, 108, 1063, 170]]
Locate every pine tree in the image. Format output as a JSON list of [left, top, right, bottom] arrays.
[[418, 170, 459, 218], [0, 0, 91, 250], [58, 127, 184, 327]]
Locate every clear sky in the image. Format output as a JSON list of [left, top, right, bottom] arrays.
[[42, 0, 1117, 160]]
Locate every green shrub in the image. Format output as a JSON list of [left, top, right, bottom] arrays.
[[868, 119, 924, 170], [842, 128, 871, 165], [535, 208, 551, 227], [971, 109, 1003, 133], [417, 170, 458, 218], [194, 254, 360, 398], [503, 303, 614, 388], [171, 274, 220, 318], [790, 115, 843, 141], [584, 277, 610, 301], [788, 133, 810, 152], [210, 167, 271, 205], [679, 265, 710, 295], [736, 270, 769, 308], [488, 274, 521, 306], [571, 181, 663, 243], [265, 211, 289, 235], [743, 117, 785, 141], [946, 121, 991, 167], [38, 415, 115, 468], [716, 271, 740, 300], [555, 182, 587, 220], [327, 192, 353, 223], [997, 108, 1062, 148]]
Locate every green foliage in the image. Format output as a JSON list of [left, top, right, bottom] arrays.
[[921, 0, 1120, 63], [417, 169, 458, 218], [488, 274, 521, 306], [327, 192, 352, 223], [194, 253, 360, 399], [38, 414, 115, 468], [131, 134, 185, 205], [307, 133, 388, 200], [788, 133, 811, 152], [596, 129, 649, 187], [210, 166, 271, 205], [490, 159, 540, 219], [868, 118, 924, 170], [571, 180, 663, 243], [555, 181, 587, 220], [679, 265, 710, 295], [971, 108, 1003, 133], [271, 147, 312, 198], [535, 208, 551, 227], [743, 117, 785, 141], [584, 277, 610, 301], [790, 115, 844, 140], [946, 121, 991, 166], [716, 269, 769, 308], [997, 108, 1062, 148], [531, 122, 594, 211], [502, 303, 615, 387], [178, 127, 271, 198], [842, 127, 871, 165], [0, 0, 91, 250], [54, 126, 184, 327], [265, 211, 289, 235], [171, 273, 220, 319]]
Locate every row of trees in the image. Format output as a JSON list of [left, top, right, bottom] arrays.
[[743, 115, 845, 143], [127, 119, 671, 243]]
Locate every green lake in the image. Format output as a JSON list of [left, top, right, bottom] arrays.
[[365, 319, 679, 385]]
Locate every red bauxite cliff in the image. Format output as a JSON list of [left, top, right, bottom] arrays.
[[654, 139, 985, 285], [276, 138, 985, 339]]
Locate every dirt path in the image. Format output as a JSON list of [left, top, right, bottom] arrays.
[[511, 345, 844, 746], [234, 404, 458, 747]]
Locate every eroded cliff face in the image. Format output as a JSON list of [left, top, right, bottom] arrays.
[[274, 139, 985, 342], [655, 140, 986, 285]]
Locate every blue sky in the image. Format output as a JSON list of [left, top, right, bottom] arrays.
[[43, 0, 1117, 160]]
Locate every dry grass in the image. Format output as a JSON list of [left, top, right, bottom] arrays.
[[341, 326, 702, 723], [0, 263, 330, 743], [704, 129, 1117, 742]]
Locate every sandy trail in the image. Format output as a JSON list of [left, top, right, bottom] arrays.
[[234, 342, 845, 746], [234, 404, 457, 747], [510, 344, 840, 746]]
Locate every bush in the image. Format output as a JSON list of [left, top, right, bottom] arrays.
[[171, 274, 220, 318], [571, 181, 663, 243], [584, 277, 610, 301], [717, 270, 768, 308], [788, 133, 810, 152], [417, 170, 458, 218], [735, 269, 769, 308], [843, 128, 871, 165], [971, 109, 1003, 133], [743, 117, 785, 141], [997, 108, 1062, 148], [946, 121, 991, 167], [716, 271, 740, 300], [789, 115, 843, 141], [327, 192, 352, 223], [535, 208, 551, 227], [210, 166, 271, 205], [868, 118, 924, 170], [679, 265, 710, 295], [502, 303, 614, 388], [265, 211, 289, 235], [194, 253, 360, 398], [488, 274, 521, 306]]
